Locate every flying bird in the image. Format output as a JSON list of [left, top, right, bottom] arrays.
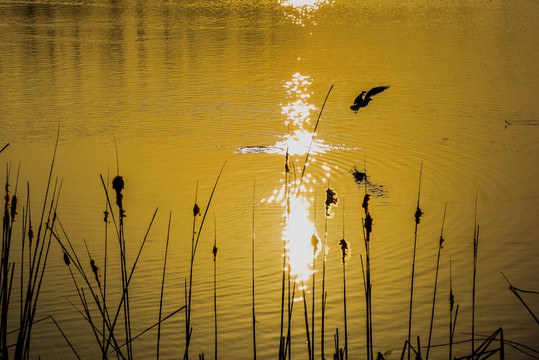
[[350, 85, 390, 113]]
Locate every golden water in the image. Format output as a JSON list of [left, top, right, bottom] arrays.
[[1, 0, 538, 358]]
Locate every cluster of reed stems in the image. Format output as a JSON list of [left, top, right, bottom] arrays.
[[1, 135, 57, 359], [41, 143, 224, 359]]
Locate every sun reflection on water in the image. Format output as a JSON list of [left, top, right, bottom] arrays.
[[262, 73, 330, 287], [278, 0, 335, 26]]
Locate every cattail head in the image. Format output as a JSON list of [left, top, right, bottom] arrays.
[[10, 195, 17, 221], [28, 222, 34, 247], [193, 203, 201, 217], [285, 151, 290, 174], [325, 187, 338, 218], [112, 175, 125, 212], [439, 235, 445, 249], [63, 251, 70, 266], [414, 206, 423, 224], [103, 209, 109, 223], [362, 194, 370, 213], [212, 244, 218, 261], [311, 233, 321, 256], [449, 289, 455, 311], [90, 259, 101, 287], [339, 238, 350, 263], [364, 213, 373, 241]]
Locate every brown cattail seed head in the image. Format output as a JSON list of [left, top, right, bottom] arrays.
[[10, 195, 17, 220], [112, 175, 124, 192], [112, 175, 124, 210], [325, 188, 338, 217], [364, 213, 373, 241], [63, 251, 70, 266], [193, 203, 201, 217], [212, 245, 218, 261], [415, 207, 423, 224], [311, 233, 320, 255], [439, 235, 445, 249], [449, 289, 455, 311], [90, 259, 101, 286], [28, 223, 34, 246], [339, 239, 350, 263], [362, 194, 370, 213]]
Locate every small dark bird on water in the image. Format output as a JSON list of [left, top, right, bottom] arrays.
[[350, 85, 390, 113]]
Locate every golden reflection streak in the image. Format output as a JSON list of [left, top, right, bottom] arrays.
[[263, 73, 328, 288], [278, 0, 335, 26]]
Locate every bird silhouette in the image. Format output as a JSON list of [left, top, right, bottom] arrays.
[[350, 85, 389, 113]]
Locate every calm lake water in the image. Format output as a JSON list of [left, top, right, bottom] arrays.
[[1, 0, 539, 358]]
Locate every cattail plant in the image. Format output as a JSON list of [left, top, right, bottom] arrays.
[[472, 194, 479, 356], [449, 257, 460, 360], [322, 186, 338, 360], [360, 158, 374, 360], [251, 180, 257, 360], [301, 280, 312, 360], [426, 203, 447, 360], [184, 163, 226, 360], [213, 213, 219, 360], [1, 130, 58, 360], [279, 148, 290, 360], [311, 231, 320, 358], [339, 198, 350, 360], [407, 162, 423, 360]]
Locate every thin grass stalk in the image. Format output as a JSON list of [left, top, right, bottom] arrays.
[[54, 205, 156, 358], [321, 185, 330, 360], [408, 162, 423, 360], [302, 281, 312, 360], [64, 259, 105, 353], [297, 85, 334, 191], [187, 181, 199, 360], [252, 179, 256, 360], [360, 249, 370, 360], [20, 184, 30, 327], [287, 268, 291, 360], [102, 171, 110, 360], [341, 199, 348, 360], [17, 174, 59, 359], [157, 212, 172, 359], [280, 149, 290, 360], [472, 193, 479, 357], [311, 189, 317, 360], [50, 316, 82, 360], [283, 282, 296, 358], [426, 202, 447, 360], [1, 167, 12, 357], [361, 157, 374, 360], [185, 162, 226, 360], [0, 144, 9, 155], [213, 213, 218, 360], [449, 257, 454, 360], [105, 208, 158, 354], [114, 306, 186, 353], [501, 273, 539, 325], [109, 169, 132, 360], [98, 175, 159, 355]]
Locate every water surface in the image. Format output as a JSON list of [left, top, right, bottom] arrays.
[[1, 0, 538, 358]]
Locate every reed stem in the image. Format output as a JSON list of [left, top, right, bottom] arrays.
[[472, 193, 479, 356], [426, 202, 447, 360], [157, 212, 172, 359], [408, 162, 423, 360], [251, 179, 256, 360]]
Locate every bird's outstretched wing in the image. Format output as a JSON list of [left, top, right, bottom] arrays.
[[366, 85, 389, 99], [352, 93, 363, 105]]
